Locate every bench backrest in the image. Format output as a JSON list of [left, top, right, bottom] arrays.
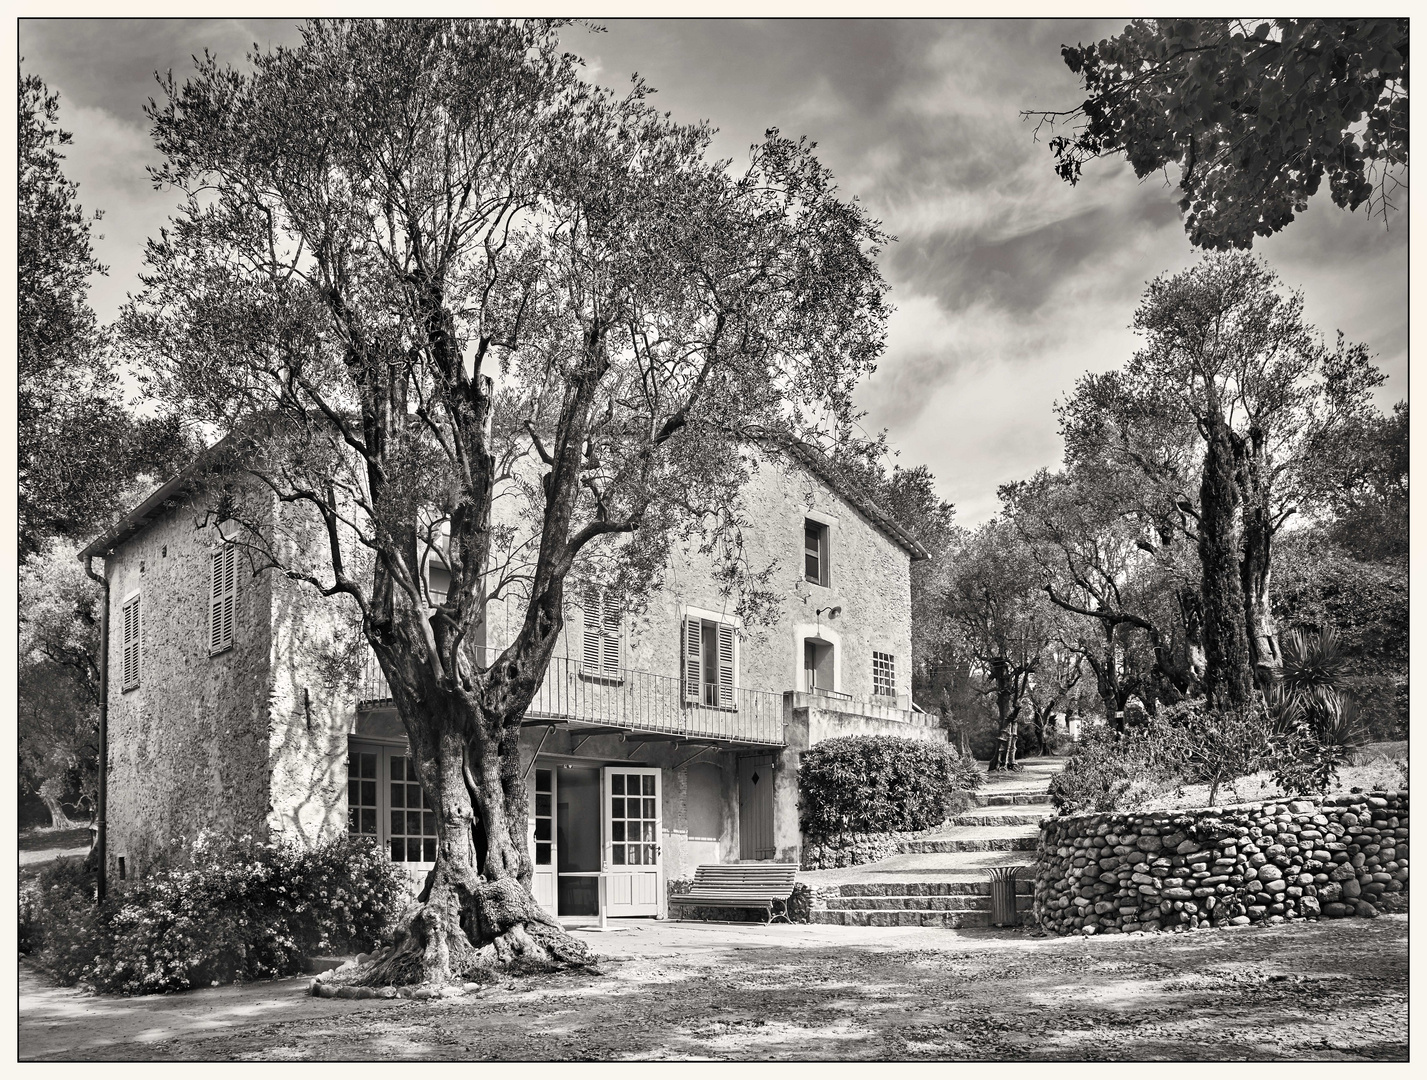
[[688, 863, 798, 894]]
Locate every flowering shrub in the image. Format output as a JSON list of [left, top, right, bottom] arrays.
[[24, 833, 408, 995], [798, 735, 981, 835]]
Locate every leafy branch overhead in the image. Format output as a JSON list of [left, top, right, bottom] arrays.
[[1026, 19, 1409, 248]]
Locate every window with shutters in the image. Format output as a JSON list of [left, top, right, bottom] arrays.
[[121, 594, 141, 691], [683, 615, 737, 710], [804, 519, 829, 586], [580, 588, 623, 681], [209, 543, 238, 655], [872, 651, 896, 697]]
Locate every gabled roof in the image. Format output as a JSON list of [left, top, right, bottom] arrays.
[[779, 440, 930, 562], [77, 440, 228, 560]]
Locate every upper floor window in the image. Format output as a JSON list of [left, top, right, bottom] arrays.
[[209, 544, 238, 655], [683, 615, 736, 709], [872, 651, 896, 698], [804, 519, 829, 586], [121, 594, 141, 690], [581, 587, 623, 680]]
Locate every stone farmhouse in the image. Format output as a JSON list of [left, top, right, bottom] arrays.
[[80, 442, 945, 922]]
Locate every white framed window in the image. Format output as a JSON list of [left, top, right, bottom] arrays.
[[121, 594, 141, 691], [872, 651, 896, 697], [209, 543, 238, 654], [581, 587, 623, 680], [804, 519, 829, 585], [683, 614, 736, 709]]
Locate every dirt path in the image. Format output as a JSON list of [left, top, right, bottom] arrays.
[[21, 916, 1407, 1060]]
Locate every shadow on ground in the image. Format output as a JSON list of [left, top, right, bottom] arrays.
[[22, 914, 1407, 1061]]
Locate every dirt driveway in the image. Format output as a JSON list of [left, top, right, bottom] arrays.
[[20, 915, 1407, 1061]]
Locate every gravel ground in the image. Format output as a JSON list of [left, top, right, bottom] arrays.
[[21, 914, 1407, 1061]]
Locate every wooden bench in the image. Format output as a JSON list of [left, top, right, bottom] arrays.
[[669, 863, 799, 924]]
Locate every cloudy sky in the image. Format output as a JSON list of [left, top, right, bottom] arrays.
[[19, 18, 1409, 524]]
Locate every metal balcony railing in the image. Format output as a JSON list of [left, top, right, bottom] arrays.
[[359, 648, 786, 746]]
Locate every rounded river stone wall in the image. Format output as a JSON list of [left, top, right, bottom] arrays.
[[1034, 790, 1408, 936]]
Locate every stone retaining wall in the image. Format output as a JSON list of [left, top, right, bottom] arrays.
[[1034, 790, 1408, 936]]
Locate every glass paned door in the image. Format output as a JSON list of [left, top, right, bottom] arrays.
[[527, 767, 557, 918], [347, 751, 379, 837], [602, 766, 661, 916], [388, 754, 438, 873]]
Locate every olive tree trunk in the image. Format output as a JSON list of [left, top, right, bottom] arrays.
[[350, 662, 591, 989]]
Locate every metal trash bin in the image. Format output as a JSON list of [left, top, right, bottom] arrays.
[[987, 865, 1024, 927]]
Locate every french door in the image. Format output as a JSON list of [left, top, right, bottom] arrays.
[[347, 742, 439, 879], [527, 766, 558, 918], [602, 766, 662, 916]]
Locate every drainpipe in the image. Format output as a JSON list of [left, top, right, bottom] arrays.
[[84, 555, 109, 905]]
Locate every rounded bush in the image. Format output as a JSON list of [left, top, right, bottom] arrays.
[[798, 735, 980, 835]]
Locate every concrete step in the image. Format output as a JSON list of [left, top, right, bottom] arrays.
[[810, 909, 999, 928], [831, 880, 1031, 897], [825, 894, 1034, 912], [898, 835, 1039, 854]]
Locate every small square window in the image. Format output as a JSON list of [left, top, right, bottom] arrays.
[[804, 520, 829, 585]]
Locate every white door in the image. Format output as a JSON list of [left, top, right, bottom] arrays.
[[386, 751, 438, 880], [602, 766, 662, 916], [528, 766, 558, 918]]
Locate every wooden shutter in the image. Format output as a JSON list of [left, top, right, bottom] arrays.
[[210, 545, 237, 653], [600, 591, 621, 676], [683, 618, 702, 703], [122, 595, 141, 689], [582, 588, 602, 673], [716, 623, 736, 709]]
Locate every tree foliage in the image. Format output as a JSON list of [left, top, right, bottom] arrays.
[[1029, 19, 1409, 248], [123, 19, 891, 984], [17, 69, 193, 558]]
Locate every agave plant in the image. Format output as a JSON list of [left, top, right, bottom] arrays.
[[1273, 627, 1366, 750]]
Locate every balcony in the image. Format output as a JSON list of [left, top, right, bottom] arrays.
[[359, 649, 786, 747]]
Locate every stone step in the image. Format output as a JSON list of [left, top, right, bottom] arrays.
[[898, 835, 1039, 854], [810, 909, 998, 928], [949, 812, 1054, 827], [832, 880, 1032, 897], [977, 793, 1055, 806], [825, 894, 1034, 912]]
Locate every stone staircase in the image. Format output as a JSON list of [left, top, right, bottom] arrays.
[[800, 756, 1064, 928]]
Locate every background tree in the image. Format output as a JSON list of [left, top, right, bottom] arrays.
[[939, 521, 1057, 770], [1060, 252, 1380, 707], [18, 69, 191, 558], [1002, 465, 1200, 719], [1301, 400, 1408, 562], [124, 20, 891, 986], [1027, 19, 1409, 248], [19, 539, 105, 829]]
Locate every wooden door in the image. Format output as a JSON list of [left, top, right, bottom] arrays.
[[738, 754, 776, 860], [602, 766, 661, 916], [527, 766, 558, 918]]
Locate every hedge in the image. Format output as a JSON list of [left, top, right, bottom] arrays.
[[798, 735, 981, 835]]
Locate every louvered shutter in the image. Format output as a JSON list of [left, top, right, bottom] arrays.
[[600, 591, 621, 676], [221, 545, 237, 649], [582, 588, 602, 673], [122, 596, 141, 689], [717, 623, 736, 709], [210, 546, 237, 653], [683, 617, 702, 703]]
